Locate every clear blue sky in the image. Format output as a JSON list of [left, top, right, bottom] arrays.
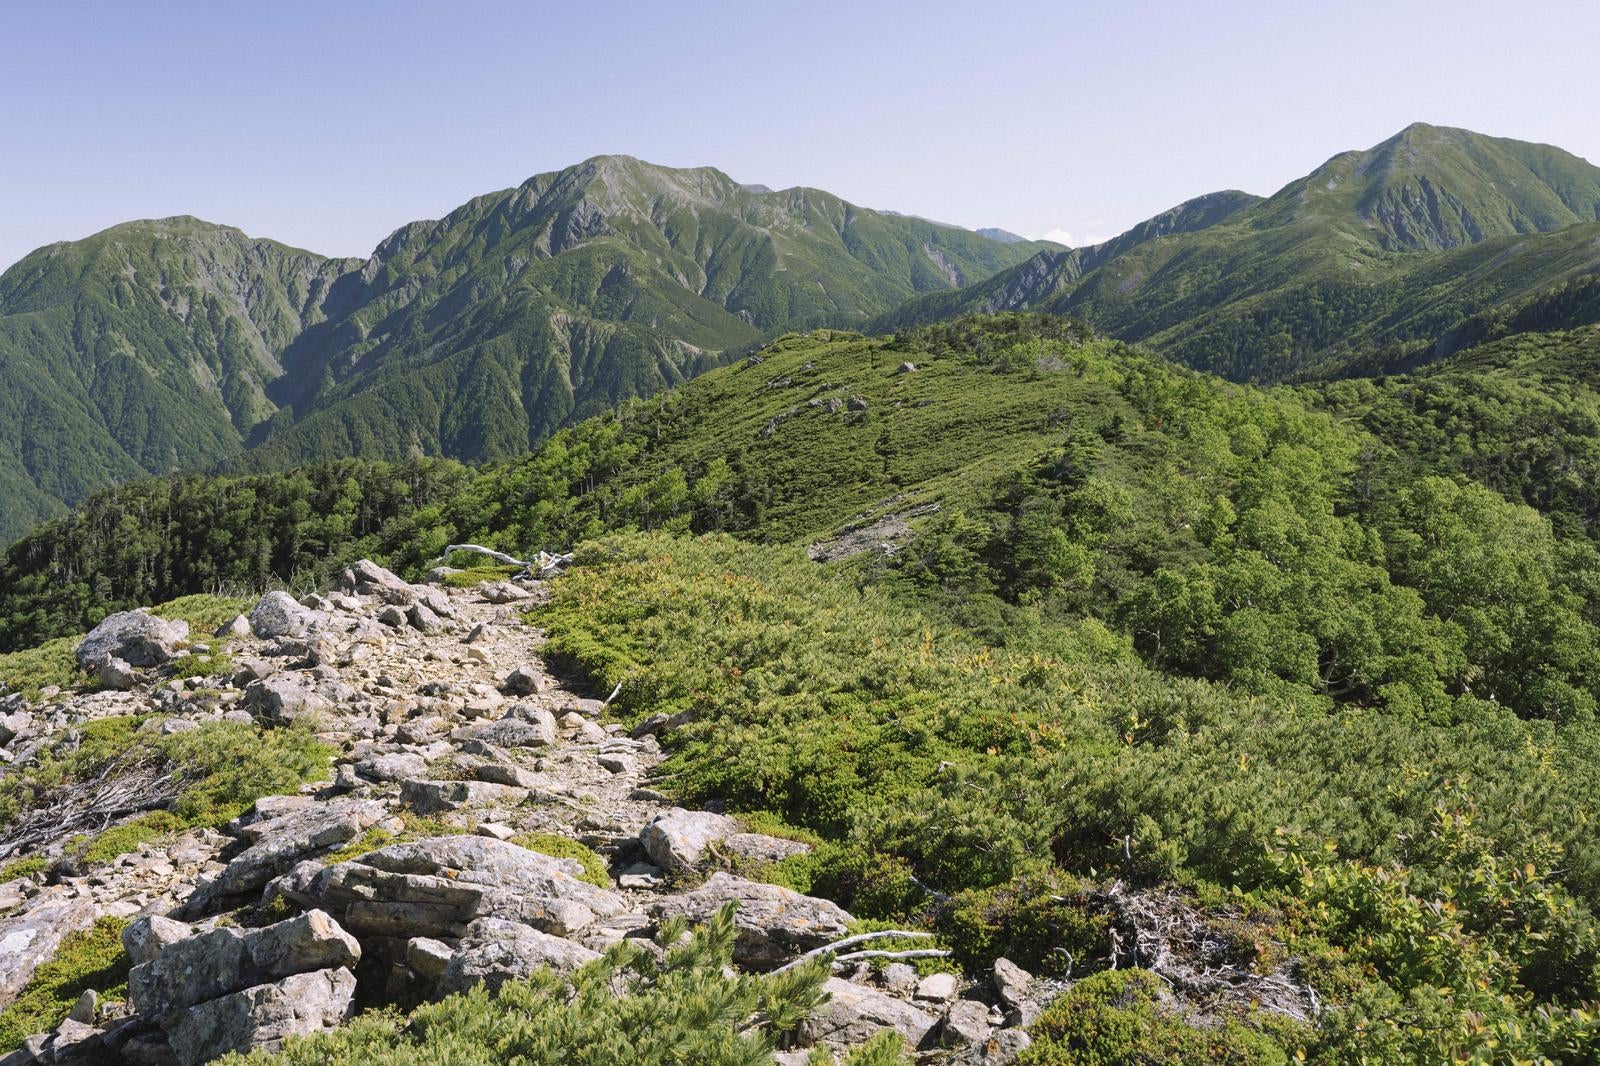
[[3, 0, 1597, 269]]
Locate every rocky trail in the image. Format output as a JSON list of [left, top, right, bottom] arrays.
[[0, 561, 1039, 1065]]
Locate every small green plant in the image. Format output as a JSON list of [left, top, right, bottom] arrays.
[[0, 856, 48, 882], [0, 917, 130, 1053], [512, 832, 611, 888], [166, 650, 234, 681], [441, 564, 517, 588], [1020, 968, 1294, 1065]]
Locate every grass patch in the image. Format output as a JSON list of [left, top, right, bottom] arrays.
[[0, 856, 48, 882], [511, 832, 611, 887], [0, 636, 82, 701], [0, 917, 130, 1053], [150, 594, 254, 636], [0, 717, 333, 873], [166, 650, 235, 681], [441, 564, 517, 588]]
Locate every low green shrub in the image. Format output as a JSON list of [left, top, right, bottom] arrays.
[[222, 904, 907, 1065], [511, 832, 611, 888], [1020, 969, 1294, 1065], [0, 917, 129, 1053]]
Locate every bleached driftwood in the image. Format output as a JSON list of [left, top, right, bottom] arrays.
[[771, 930, 938, 973], [439, 544, 574, 579], [440, 544, 532, 569]]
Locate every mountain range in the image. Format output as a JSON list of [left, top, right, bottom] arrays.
[[875, 123, 1600, 377], [0, 157, 1055, 540], [4, 124, 1600, 543]]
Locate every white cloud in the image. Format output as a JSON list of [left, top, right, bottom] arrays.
[[1037, 227, 1111, 248]]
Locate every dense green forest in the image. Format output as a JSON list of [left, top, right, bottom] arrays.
[[7, 314, 1600, 1060]]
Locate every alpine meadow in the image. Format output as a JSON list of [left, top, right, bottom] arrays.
[[3, 8, 1600, 1062]]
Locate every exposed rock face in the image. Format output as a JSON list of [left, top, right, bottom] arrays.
[[639, 808, 740, 871], [242, 675, 332, 725], [437, 919, 601, 994], [212, 798, 390, 896], [164, 967, 356, 1066], [650, 873, 851, 968], [247, 591, 325, 640], [127, 910, 359, 1017], [282, 835, 627, 945], [0, 899, 96, 1007], [800, 977, 939, 1049], [74, 611, 189, 668]]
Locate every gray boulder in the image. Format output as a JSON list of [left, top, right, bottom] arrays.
[[355, 751, 428, 782], [798, 976, 938, 1049], [214, 799, 388, 896], [992, 956, 1033, 1011], [407, 603, 444, 634], [342, 560, 419, 606], [941, 999, 993, 1048], [284, 836, 627, 943], [437, 918, 600, 994], [214, 614, 252, 639], [400, 779, 526, 814], [639, 808, 740, 871], [75, 611, 189, 668], [480, 582, 531, 604], [121, 915, 193, 966], [164, 967, 356, 1066], [452, 707, 555, 749], [128, 909, 359, 1017], [247, 592, 324, 640], [242, 675, 332, 725], [97, 657, 137, 691], [649, 872, 850, 968], [718, 832, 812, 866]]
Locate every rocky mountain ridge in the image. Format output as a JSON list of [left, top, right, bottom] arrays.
[[0, 560, 1043, 1064]]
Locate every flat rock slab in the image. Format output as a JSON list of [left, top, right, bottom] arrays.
[[639, 808, 740, 871], [0, 898, 96, 1007], [289, 835, 628, 943], [799, 977, 939, 1050], [438, 919, 600, 994], [650, 872, 851, 968], [216, 799, 389, 895]]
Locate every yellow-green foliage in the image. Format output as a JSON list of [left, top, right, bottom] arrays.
[[0, 856, 47, 882], [938, 872, 1110, 977], [512, 833, 611, 888], [441, 564, 517, 588], [151, 594, 253, 636], [0, 917, 129, 1053], [0, 636, 80, 701], [538, 531, 1600, 1059], [220, 904, 907, 1065], [1020, 969, 1294, 1065], [167, 650, 234, 680], [0, 718, 332, 870]]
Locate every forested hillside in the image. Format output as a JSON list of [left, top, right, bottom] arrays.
[[877, 124, 1600, 381], [0, 158, 1050, 542], [5, 315, 1600, 1061]]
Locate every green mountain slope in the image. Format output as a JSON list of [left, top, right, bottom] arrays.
[[878, 124, 1600, 380], [0, 219, 356, 536], [0, 158, 1051, 543], [7, 316, 1600, 1060]]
